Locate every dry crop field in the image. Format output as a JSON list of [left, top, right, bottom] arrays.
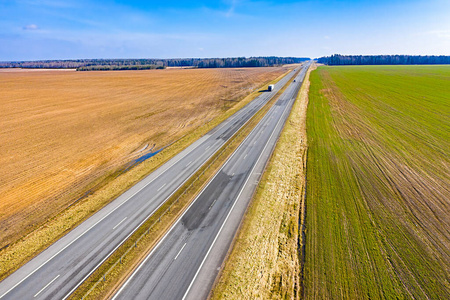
[[0, 66, 288, 249], [306, 65, 449, 299]]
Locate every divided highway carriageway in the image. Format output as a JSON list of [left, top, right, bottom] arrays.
[[113, 62, 311, 300], [0, 65, 304, 300]]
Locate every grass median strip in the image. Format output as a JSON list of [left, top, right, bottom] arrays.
[[0, 67, 297, 282], [67, 67, 303, 300], [210, 64, 313, 300]]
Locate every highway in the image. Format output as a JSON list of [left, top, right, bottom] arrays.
[[0, 67, 300, 300], [113, 62, 310, 300]]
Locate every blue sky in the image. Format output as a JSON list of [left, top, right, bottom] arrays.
[[1, 0, 449, 61]]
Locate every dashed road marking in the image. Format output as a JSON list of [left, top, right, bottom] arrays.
[[113, 217, 127, 230], [34, 275, 60, 298]]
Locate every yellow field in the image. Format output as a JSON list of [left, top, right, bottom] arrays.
[[0, 67, 288, 249]]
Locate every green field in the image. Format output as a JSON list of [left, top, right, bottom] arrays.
[[305, 65, 450, 299]]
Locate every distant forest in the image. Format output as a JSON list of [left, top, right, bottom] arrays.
[[0, 57, 309, 70], [317, 54, 450, 65], [77, 65, 165, 71]]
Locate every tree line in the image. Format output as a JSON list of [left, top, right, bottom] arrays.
[[77, 65, 165, 71], [0, 57, 309, 70], [317, 54, 450, 65]]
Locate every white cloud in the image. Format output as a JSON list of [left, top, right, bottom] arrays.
[[23, 24, 39, 30], [427, 30, 450, 39], [19, 0, 78, 9], [225, 0, 238, 17]]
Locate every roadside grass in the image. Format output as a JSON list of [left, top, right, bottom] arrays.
[[0, 67, 296, 282], [305, 65, 450, 299], [68, 67, 301, 300], [210, 64, 313, 300]]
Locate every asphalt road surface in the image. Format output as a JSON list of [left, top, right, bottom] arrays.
[[0, 67, 300, 300], [113, 62, 311, 300]]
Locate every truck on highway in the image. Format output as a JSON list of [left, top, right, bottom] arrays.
[[268, 84, 274, 91]]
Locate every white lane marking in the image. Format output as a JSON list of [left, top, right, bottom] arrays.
[[209, 199, 217, 210], [231, 173, 235, 177], [181, 70, 300, 300], [157, 183, 166, 192], [186, 161, 192, 167], [244, 154, 247, 159], [113, 217, 127, 230], [34, 275, 60, 298], [206, 145, 210, 150], [174, 243, 187, 260]]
